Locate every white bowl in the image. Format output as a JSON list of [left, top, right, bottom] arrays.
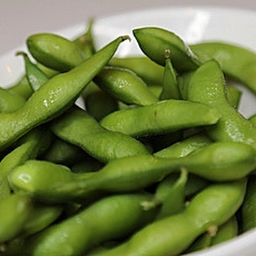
[[1, 6, 256, 256]]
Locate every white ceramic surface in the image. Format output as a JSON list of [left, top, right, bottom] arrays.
[[1, 6, 256, 256]]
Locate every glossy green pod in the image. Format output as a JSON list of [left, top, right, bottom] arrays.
[[0, 36, 126, 152], [50, 106, 150, 163], [88, 179, 246, 256], [26, 33, 85, 71], [9, 141, 256, 203], [191, 41, 256, 94], [15, 193, 158, 256], [94, 66, 158, 106], [185, 59, 256, 151], [100, 99, 220, 137], [133, 27, 201, 71]]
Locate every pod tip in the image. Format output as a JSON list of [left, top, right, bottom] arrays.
[[121, 35, 131, 42]]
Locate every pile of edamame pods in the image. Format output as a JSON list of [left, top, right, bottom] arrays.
[[0, 18, 256, 256]]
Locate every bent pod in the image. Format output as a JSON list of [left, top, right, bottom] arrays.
[[12, 193, 158, 256], [0, 36, 127, 152], [9, 141, 256, 203], [88, 179, 246, 256], [184, 59, 256, 151]]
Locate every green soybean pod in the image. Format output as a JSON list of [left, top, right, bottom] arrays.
[[0, 36, 127, 152], [190, 41, 256, 94], [147, 83, 163, 99], [88, 179, 246, 256], [9, 141, 256, 204], [154, 134, 211, 197], [14, 193, 158, 256], [100, 99, 220, 137], [94, 66, 158, 106], [185, 59, 256, 151], [50, 106, 150, 163], [26, 33, 85, 72], [21, 48, 118, 123], [133, 26, 201, 71]]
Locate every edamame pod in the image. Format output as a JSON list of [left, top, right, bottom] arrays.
[[185, 60, 256, 150], [191, 41, 256, 94], [94, 66, 158, 106], [9, 141, 256, 203], [89, 179, 246, 256], [50, 106, 150, 163], [0, 36, 127, 151], [100, 99, 220, 137], [133, 27, 201, 71], [14, 193, 158, 256], [26, 33, 85, 72]]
